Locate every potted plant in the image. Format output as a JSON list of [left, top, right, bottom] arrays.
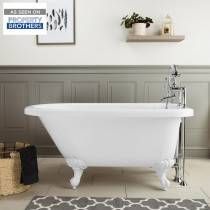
[[121, 12, 153, 35]]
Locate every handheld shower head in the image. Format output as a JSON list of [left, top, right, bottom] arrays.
[[170, 65, 181, 77]]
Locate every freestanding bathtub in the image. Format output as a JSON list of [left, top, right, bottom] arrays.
[[24, 103, 193, 190]]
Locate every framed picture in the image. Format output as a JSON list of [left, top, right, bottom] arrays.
[[37, 0, 75, 45]]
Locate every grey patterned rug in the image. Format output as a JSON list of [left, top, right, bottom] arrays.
[[25, 196, 210, 210]]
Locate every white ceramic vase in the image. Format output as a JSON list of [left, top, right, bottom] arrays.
[[132, 23, 146, 35]]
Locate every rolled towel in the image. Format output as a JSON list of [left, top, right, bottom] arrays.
[[17, 145, 39, 185]]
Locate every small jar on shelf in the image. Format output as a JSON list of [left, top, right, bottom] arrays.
[[161, 15, 174, 36]]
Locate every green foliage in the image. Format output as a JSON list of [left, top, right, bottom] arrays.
[[121, 12, 153, 29]]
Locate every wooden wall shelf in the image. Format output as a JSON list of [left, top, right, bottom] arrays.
[[127, 35, 185, 42]]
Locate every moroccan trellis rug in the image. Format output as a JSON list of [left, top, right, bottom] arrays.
[[25, 196, 210, 210]]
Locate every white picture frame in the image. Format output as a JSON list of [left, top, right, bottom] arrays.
[[37, 0, 75, 45]]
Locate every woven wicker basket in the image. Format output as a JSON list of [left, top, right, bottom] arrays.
[[0, 142, 31, 196]]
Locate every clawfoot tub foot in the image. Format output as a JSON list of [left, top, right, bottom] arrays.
[[66, 158, 87, 190], [154, 159, 175, 191], [70, 168, 84, 189]]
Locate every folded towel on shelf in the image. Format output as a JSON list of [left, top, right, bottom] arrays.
[[17, 145, 39, 185]]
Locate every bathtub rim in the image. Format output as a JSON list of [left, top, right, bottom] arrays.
[[24, 103, 194, 118]]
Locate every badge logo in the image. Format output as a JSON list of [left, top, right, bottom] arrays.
[[3, 3, 47, 35]]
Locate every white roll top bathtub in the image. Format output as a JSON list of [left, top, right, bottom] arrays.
[[25, 103, 193, 190]]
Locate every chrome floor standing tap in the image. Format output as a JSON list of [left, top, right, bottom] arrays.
[[161, 65, 187, 186]]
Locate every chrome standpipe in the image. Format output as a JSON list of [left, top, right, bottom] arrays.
[[173, 87, 187, 186], [180, 118, 187, 186]]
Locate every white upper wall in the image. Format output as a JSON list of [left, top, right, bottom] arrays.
[[0, 0, 210, 65]]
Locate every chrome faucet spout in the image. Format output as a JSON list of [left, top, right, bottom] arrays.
[[161, 94, 176, 101], [161, 94, 176, 109]]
